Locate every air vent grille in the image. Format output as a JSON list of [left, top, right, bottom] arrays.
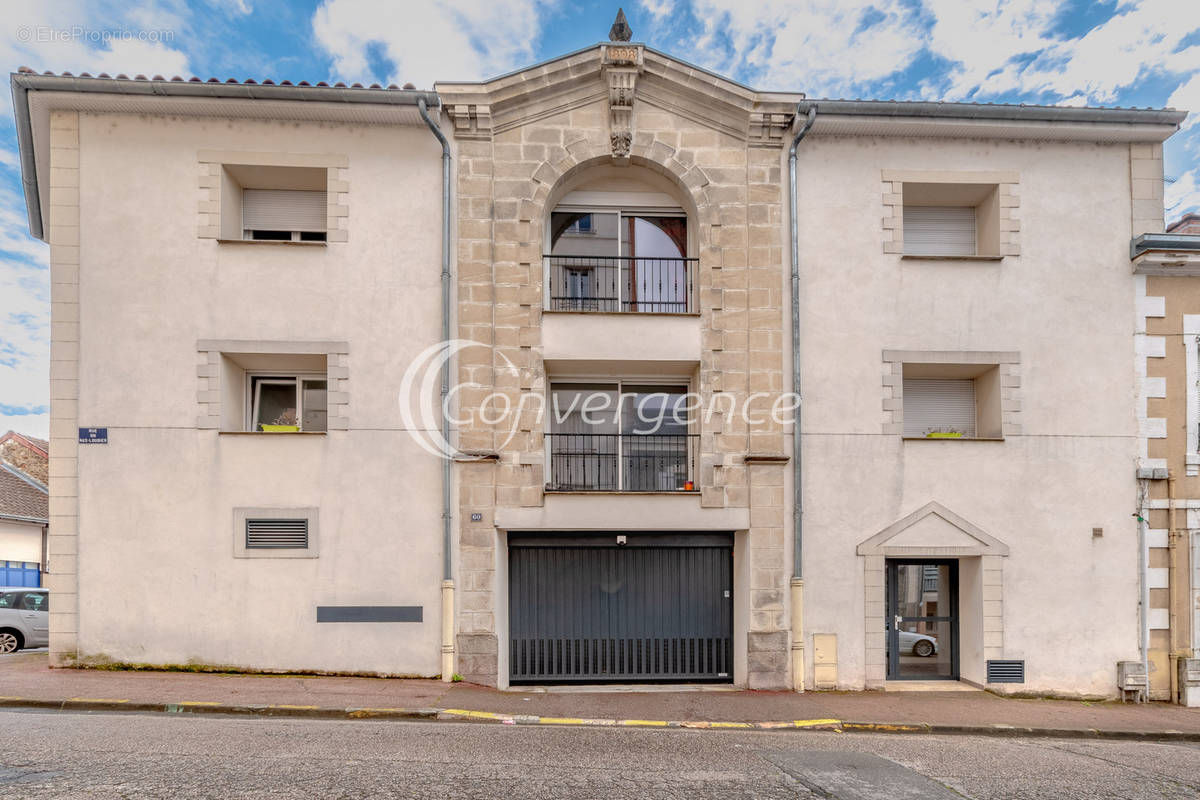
[[987, 659, 1025, 684], [245, 518, 309, 549]]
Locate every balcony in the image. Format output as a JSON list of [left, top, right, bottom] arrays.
[[546, 433, 699, 492], [546, 255, 697, 314]]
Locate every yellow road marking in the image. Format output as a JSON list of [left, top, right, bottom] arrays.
[[68, 697, 129, 703], [793, 719, 841, 728], [539, 717, 586, 725], [618, 719, 668, 727]]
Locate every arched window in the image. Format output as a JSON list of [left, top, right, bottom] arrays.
[[545, 168, 695, 313]]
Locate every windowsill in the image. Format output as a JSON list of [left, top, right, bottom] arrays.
[[901, 436, 1004, 442], [216, 239, 328, 247], [542, 310, 701, 317], [218, 431, 328, 435], [900, 254, 1004, 261]]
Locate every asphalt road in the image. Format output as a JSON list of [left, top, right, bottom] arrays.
[[1, 709, 1198, 799]]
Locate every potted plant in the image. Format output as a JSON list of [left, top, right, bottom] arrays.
[[261, 409, 300, 433]]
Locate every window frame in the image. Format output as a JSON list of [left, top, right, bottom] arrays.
[[247, 372, 328, 433], [881, 170, 1020, 259], [882, 350, 1022, 440]]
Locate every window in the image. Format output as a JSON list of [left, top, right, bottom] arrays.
[[196, 152, 347, 244], [195, 342, 349, 433], [902, 183, 995, 257], [546, 381, 695, 491], [903, 205, 977, 256], [881, 171, 1019, 258], [902, 365, 999, 439], [241, 188, 327, 242], [233, 508, 318, 558], [882, 351, 1022, 440], [250, 375, 328, 432], [545, 169, 695, 313]]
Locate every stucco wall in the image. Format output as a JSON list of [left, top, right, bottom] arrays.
[[795, 135, 1140, 695], [70, 110, 449, 674]]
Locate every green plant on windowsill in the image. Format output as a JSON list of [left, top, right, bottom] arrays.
[[924, 427, 964, 439]]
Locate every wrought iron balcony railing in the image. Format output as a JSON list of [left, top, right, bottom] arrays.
[[546, 255, 697, 313], [545, 433, 699, 492]]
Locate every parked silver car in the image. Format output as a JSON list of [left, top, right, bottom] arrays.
[[0, 587, 49, 653], [899, 629, 938, 657]]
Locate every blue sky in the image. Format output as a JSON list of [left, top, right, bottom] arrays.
[[1, 0, 1198, 437]]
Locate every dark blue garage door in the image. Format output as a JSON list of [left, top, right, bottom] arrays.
[[509, 533, 732, 683]]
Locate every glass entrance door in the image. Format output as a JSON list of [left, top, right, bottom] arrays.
[[886, 560, 959, 680]]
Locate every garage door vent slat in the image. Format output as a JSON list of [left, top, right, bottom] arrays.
[[510, 636, 731, 681]]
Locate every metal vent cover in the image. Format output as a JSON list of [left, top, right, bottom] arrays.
[[245, 518, 309, 549], [986, 659, 1025, 684]]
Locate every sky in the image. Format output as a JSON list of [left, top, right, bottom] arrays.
[[0, 0, 1198, 438]]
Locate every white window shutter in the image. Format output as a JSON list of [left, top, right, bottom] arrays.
[[903, 378, 976, 437], [242, 189, 327, 232], [903, 206, 976, 256]]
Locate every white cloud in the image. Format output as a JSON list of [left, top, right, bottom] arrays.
[[677, 0, 925, 96], [925, 0, 1200, 103], [0, 0, 192, 118], [1166, 169, 1200, 221], [639, 0, 676, 20], [1169, 73, 1200, 130], [312, 0, 548, 89]]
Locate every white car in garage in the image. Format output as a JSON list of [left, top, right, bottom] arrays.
[[0, 587, 49, 653]]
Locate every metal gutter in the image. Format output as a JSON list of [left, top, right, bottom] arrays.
[[0, 512, 49, 524], [9, 71, 441, 240], [788, 105, 817, 693], [794, 98, 1187, 126], [417, 97, 456, 683], [1131, 233, 1200, 259]]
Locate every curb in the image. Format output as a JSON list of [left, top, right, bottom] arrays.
[[2, 697, 1197, 741]]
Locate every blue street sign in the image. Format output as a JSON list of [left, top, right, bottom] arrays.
[[78, 427, 108, 444]]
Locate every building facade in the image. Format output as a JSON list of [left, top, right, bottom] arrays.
[[11, 33, 1190, 695], [1132, 212, 1200, 702], [0, 432, 48, 589]]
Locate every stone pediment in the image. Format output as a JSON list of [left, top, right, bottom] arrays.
[[436, 44, 802, 145], [856, 501, 1009, 557]]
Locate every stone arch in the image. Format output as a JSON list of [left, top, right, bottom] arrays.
[[525, 144, 716, 249]]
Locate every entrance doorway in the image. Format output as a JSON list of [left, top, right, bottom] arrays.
[[886, 559, 959, 680]]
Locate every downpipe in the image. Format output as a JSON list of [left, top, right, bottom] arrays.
[[789, 105, 817, 692], [418, 97, 456, 682]]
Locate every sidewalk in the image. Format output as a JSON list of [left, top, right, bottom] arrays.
[[2, 652, 1198, 739]]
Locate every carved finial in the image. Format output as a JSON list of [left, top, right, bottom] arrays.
[[609, 8, 632, 42]]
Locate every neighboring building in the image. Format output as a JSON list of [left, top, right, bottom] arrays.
[[1168, 213, 1200, 235], [1131, 215, 1200, 701], [0, 449, 48, 587], [10, 22, 1190, 696], [0, 430, 49, 486]]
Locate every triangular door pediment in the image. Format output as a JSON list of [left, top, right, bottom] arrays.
[[856, 501, 1010, 557]]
